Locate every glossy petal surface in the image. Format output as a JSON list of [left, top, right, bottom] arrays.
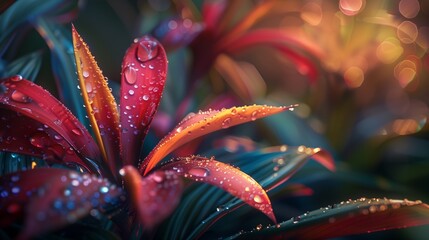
[[142, 105, 293, 175], [0, 76, 100, 162], [227, 198, 429, 240], [72, 26, 121, 176], [0, 168, 123, 239], [0, 108, 89, 169], [120, 35, 168, 166], [161, 156, 276, 223], [120, 165, 183, 229]]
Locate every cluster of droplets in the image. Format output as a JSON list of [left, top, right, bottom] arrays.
[[164, 156, 274, 221], [120, 36, 166, 139], [1, 170, 124, 227]]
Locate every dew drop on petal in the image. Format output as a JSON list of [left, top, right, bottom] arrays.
[[142, 95, 149, 101], [10, 75, 23, 82], [124, 65, 137, 85], [82, 71, 90, 78], [128, 89, 135, 96], [72, 129, 82, 136], [222, 117, 232, 129], [188, 167, 210, 177], [253, 195, 263, 203], [136, 39, 159, 62], [11, 90, 32, 103]]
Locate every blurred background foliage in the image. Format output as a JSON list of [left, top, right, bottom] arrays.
[[1, 0, 429, 238]]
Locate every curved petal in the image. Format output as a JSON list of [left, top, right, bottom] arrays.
[[72, 25, 121, 176], [119, 35, 168, 166], [161, 156, 276, 223], [0, 168, 124, 239], [226, 198, 429, 240], [141, 105, 293, 175], [120, 165, 183, 229], [220, 29, 319, 83], [0, 76, 101, 162], [0, 108, 91, 170]]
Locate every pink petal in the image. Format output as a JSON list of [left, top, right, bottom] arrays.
[[119, 36, 168, 166], [0, 168, 123, 239], [141, 105, 293, 175], [0, 108, 91, 170], [161, 156, 276, 223], [202, 0, 227, 32], [0, 77, 101, 164], [120, 166, 183, 229], [72, 26, 121, 177]]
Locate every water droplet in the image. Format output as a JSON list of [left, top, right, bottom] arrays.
[[176, 127, 183, 133], [253, 195, 263, 203], [245, 187, 250, 192], [152, 172, 164, 183], [99, 186, 109, 194], [11, 90, 32, 103], [136, 38, 159, 62], [142, 95, 149, 101], [11, 186, 20, 194], [222, 117, 232, 129], [30, 134, 48, 148], [188, 167, 210, 177], [292, 216, 301, 224], [251, 111, 258, 121], [82, 71, 90, 78], [148, 64, 155, 70], [124, 65, 137, 85], [85, 82, 93, 93], [128, 89, 135, 96], [256, 224, 263, 231], [72, 129, 82, 136], [10, 75, 23, 82]]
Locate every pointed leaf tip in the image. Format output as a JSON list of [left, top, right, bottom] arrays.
[[72, 25, 121, 177], [162, 156, 277, 223], [142, 104, 293, 175], [120, 35, 168, 167]]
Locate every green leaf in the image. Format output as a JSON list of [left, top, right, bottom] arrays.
[[159, 145, 333, 239], [226, 198, 429, 240], [1, 51, 42, 80]]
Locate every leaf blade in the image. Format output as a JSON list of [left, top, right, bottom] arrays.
[[72, 25, 121, 177], [142, 105, 293, 175], [161, 156, 276, 223], [119, 35, 168, 166], [226, 198, 429, 240]]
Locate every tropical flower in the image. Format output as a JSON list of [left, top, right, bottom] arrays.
[[0, 25, 297, 239]]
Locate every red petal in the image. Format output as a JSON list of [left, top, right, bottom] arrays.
[[119, 36, 168, 166], [141, 105, 293, 175], [72, 26, 121, 177], [0, 168, 123, 239], [0, 108, 91, 169], [120, 166, 183, 229], [218, 29, 319, 83], [202, 0, 227, 32], [0, 77, 101, 163], [161, 156, 276, 223]]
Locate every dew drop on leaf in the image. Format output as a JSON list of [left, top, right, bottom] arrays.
[[124, 65, 137, 85], [10, 75, 23, 82], [253, 195, 263, 203], [222, 117, 232, 129], [136, 39, 159, 62], [188, 167, 210, 177], [11, 90, 32, 103]]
